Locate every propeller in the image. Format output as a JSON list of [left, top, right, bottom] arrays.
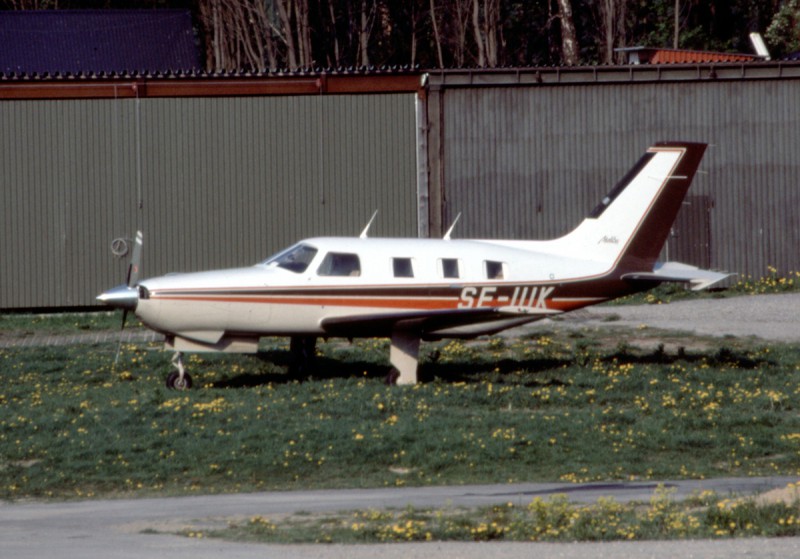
[[121, 230, 143, 330], [96, 231, 143, 365], [126, 231, 143, 286]]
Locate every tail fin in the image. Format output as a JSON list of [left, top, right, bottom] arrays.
[[554, 142, 707, 273]]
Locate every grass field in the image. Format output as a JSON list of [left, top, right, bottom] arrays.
[[1, 321, 799, 503]]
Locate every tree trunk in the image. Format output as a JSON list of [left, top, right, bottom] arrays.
[[297, 0, 312, 67], [276, 0, 298, 69], [452, 0, 471, 67], [472, 0, 486, 67], [429, 0, 444, 68], [359, 0, 372, 66], [212, 0, 222, 70], [256, 0, 278, 71], [484, 0, 498, 67], [598, 0, 627, 64], [327, 0, 341, 67], [555, 0, 579, 65]]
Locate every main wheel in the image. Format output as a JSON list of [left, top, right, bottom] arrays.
[[289, 336, 317, 378], [384, 368, 400, 386], [166, 371, 193, 390]]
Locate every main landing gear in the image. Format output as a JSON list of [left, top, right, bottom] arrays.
[[162, 332, 422, 389], [164, 337, 318, 389], [289, 336, 317, 378], [166, 352, 193, 390]]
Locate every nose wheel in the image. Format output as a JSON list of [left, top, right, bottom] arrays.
[[166, 352, 193, 390]]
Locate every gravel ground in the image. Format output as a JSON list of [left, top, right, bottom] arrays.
[[519, 292, 800, 343]]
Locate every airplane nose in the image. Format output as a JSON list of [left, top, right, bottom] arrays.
[[97, 284, 139, 310]]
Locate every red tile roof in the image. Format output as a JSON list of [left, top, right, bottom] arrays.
[[648, 49, 760, 64]]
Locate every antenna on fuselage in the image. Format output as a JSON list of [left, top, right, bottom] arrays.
[[443, 213, 461, 240], [359, 210, 379, 239]]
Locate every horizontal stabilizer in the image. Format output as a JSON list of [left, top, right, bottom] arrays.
[[622, 261, 733, 291]]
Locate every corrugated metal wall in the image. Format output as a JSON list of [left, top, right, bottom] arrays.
[[1, 99, 139, 308], [4, 70, 800, 310], [1, 94, 417, 309], [439, 80, 800, 279]]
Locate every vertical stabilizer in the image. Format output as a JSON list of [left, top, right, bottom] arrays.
[[552, 142, 707, 273]]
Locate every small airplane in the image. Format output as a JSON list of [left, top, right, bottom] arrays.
[[98, 141, 728, 389]]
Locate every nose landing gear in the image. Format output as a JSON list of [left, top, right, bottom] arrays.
[[166, 352, 193, 390]]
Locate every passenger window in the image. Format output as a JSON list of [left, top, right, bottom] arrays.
[[440, 258, 459, 279], [318, 252, 361, 277], [485, 260, 505, 279], [393, 257, 414, 278]]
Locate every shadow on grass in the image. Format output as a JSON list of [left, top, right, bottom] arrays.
[[420, 357, 573, 384], [603, 345, 772, 370], [212, 350, 395, 388], [210, 343, 774, 389]]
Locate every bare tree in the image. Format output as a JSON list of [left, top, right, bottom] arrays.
[[358, 0, 374, 66], [262, 0, 313, 69], [297, 0, 313, 67], [471, 0, 499, 67], [252, 0, 279, 70], [199, 0, 278, 72], [597, 0, 627, 64], [554, 0, 579, 65], [275, 0, 299, 68], [324, 0, 342, 67], [429, 0, 445, 67], [449, 0, 473, 67]]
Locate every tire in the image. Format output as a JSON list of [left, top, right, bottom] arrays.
[[384, 368, 400, 386], [166, 371, 193, 390]]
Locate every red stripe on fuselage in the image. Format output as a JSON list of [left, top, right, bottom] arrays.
[[153, 294, 456, 310]]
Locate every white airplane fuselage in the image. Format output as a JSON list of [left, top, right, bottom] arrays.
[[135, 237, 613, 342]]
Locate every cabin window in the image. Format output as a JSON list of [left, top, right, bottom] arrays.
[[485, 260, 505, 279], [393, 257, 414, 278], [317, 252, 361, 277], [440, 258, 459, 279], [264, 243, 318, 273]]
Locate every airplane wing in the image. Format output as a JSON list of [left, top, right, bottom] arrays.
[[622, 261, 733, 291], [320, 306, 562, 339]]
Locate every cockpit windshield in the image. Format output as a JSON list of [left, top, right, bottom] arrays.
[[262, 243, 318, 273]]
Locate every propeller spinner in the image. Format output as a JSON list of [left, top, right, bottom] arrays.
[[97, 231, 142, 312]]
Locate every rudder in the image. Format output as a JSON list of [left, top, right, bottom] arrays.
[[549, 142, 707, 274]]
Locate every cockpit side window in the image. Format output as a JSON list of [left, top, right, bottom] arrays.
[[264, 244, 318, 273], [318, 252, 361, 277]]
